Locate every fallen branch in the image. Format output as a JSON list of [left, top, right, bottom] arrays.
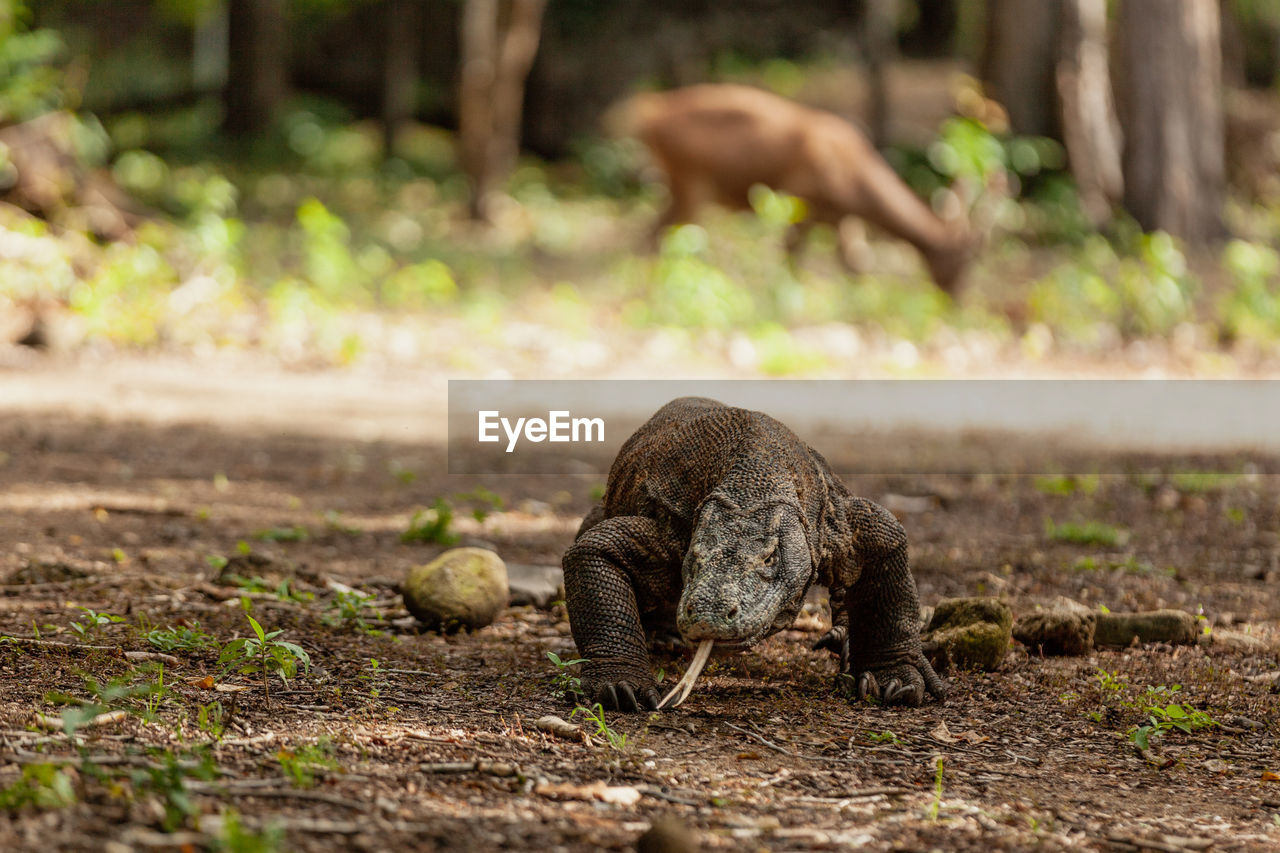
[[0, 636, 178, 665], [635, 784, 701, 806], [419, 758, 519, 777], [32, 709, 129, 732]]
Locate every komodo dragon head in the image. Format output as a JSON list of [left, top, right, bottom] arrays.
[[675, 493, 813, 649]]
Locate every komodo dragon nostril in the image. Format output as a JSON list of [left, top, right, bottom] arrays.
[[727, 605, 739, 618]]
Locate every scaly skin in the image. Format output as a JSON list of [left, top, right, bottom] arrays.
[[562, 397, 946, 712]]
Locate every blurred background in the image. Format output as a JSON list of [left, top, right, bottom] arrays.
[[3, 0, 1280, 379]]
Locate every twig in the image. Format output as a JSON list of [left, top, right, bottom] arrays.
[[635, 784, 701, 806], [0, 636, 179, 665], [1104, 834, 1213, 852], [32, 709, 129, 732], [188, 782, 369, 811], [216, 732, 276, 748], [380, 668, 436, 676], [418, 759, 519, 777], [723, 722, 798, 757], [791, 786, 913, 802]]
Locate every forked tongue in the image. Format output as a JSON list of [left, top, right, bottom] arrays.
[[657, 639, 714, 710]]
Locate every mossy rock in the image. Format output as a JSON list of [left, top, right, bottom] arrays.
[[927, 596, 1013, 634], [1013, 608, 1097, 656], [922, 596, 1012, 672], [1093, 609, 1196, 647], [403, 547, 509, 631]]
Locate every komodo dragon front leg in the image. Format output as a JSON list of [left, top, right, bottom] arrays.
[[562, 514, 682, 712], [815, 496, 947, 706]]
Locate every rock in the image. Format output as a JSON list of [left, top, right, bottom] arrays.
[[1014, 606, 1097, 656], [1094, 609, 1196, 647], [921, 597, 1013, 672], [637, 817, 700, 853], [506, 563, 563, 608], [402, 547, 508, 631], [5, 558, 89, 584], [1206, 629, 1271, 653]]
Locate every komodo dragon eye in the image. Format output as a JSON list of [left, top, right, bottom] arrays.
[[758, 539, 779, 574]]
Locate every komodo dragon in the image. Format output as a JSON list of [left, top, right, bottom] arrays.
[[562, 396, 946, 711]]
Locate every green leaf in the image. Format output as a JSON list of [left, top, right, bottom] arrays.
[[61, 703, 109, 737], [247, 615, 266, 643]]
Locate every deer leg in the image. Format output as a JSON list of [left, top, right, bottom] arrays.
[[836, 217, 870, 275]]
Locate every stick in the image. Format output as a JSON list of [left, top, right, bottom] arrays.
[[657, 639, 713, 710], [0, 637, 179, 665]]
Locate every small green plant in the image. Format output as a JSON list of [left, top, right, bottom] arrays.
[[401, 497, 458, 544], [214, 809, 285, 853], [323, 589, 383, 634], [196, 701, 227, 740], [0, 764, 77, 811], [277, 738, 337, 789], [1033, 474, 1100, 497], [927, 755, 945, 821], [546, 651, 587, 700], [69, 607, 125, 639], [1095, 668, 1127, 697], [1169, 471, 1243, 493], [254, 525, 309, 543], [145, 622, 219, 653], [225, 575, 314, 604], [217, 614, 311, 704], [128, 751, 217, 832], [571, 703, 627, 751], [359, 658, 386, 698], [866, 730, 903, 746], [45, 664, 171, 734], [1045, 519, 1128, 547], [1129, 702, 1217, 751], [454, 487, 504, 521]]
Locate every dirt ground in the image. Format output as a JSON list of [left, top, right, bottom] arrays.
[[1, 359, 1278, 852]]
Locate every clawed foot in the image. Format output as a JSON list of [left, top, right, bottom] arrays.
[[580, 662, 661, 712], [814, 626, 947, 707]]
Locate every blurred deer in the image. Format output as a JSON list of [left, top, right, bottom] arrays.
[[615, 84, 973, 294]]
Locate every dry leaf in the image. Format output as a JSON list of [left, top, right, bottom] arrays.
[[930, 721, 957, 743], [188, 675, 215, 690], [1262, 771, 1280, 782], [954, 730, 990, 744]]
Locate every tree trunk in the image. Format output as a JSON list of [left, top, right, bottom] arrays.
[[981, 0, 1062, 138], [490, 0, 547, 177], [1118, 0, 1225, 244], [457, 0, 547, 221], [1056, 0, 1123, 226], [861, 0, 898, 149], [224, 0, 288, 135], [382, 0, 423, 156]]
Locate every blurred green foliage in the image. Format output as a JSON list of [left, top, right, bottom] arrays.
[[0, 0, 68, 122], [2, 30, 1280, 374]]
